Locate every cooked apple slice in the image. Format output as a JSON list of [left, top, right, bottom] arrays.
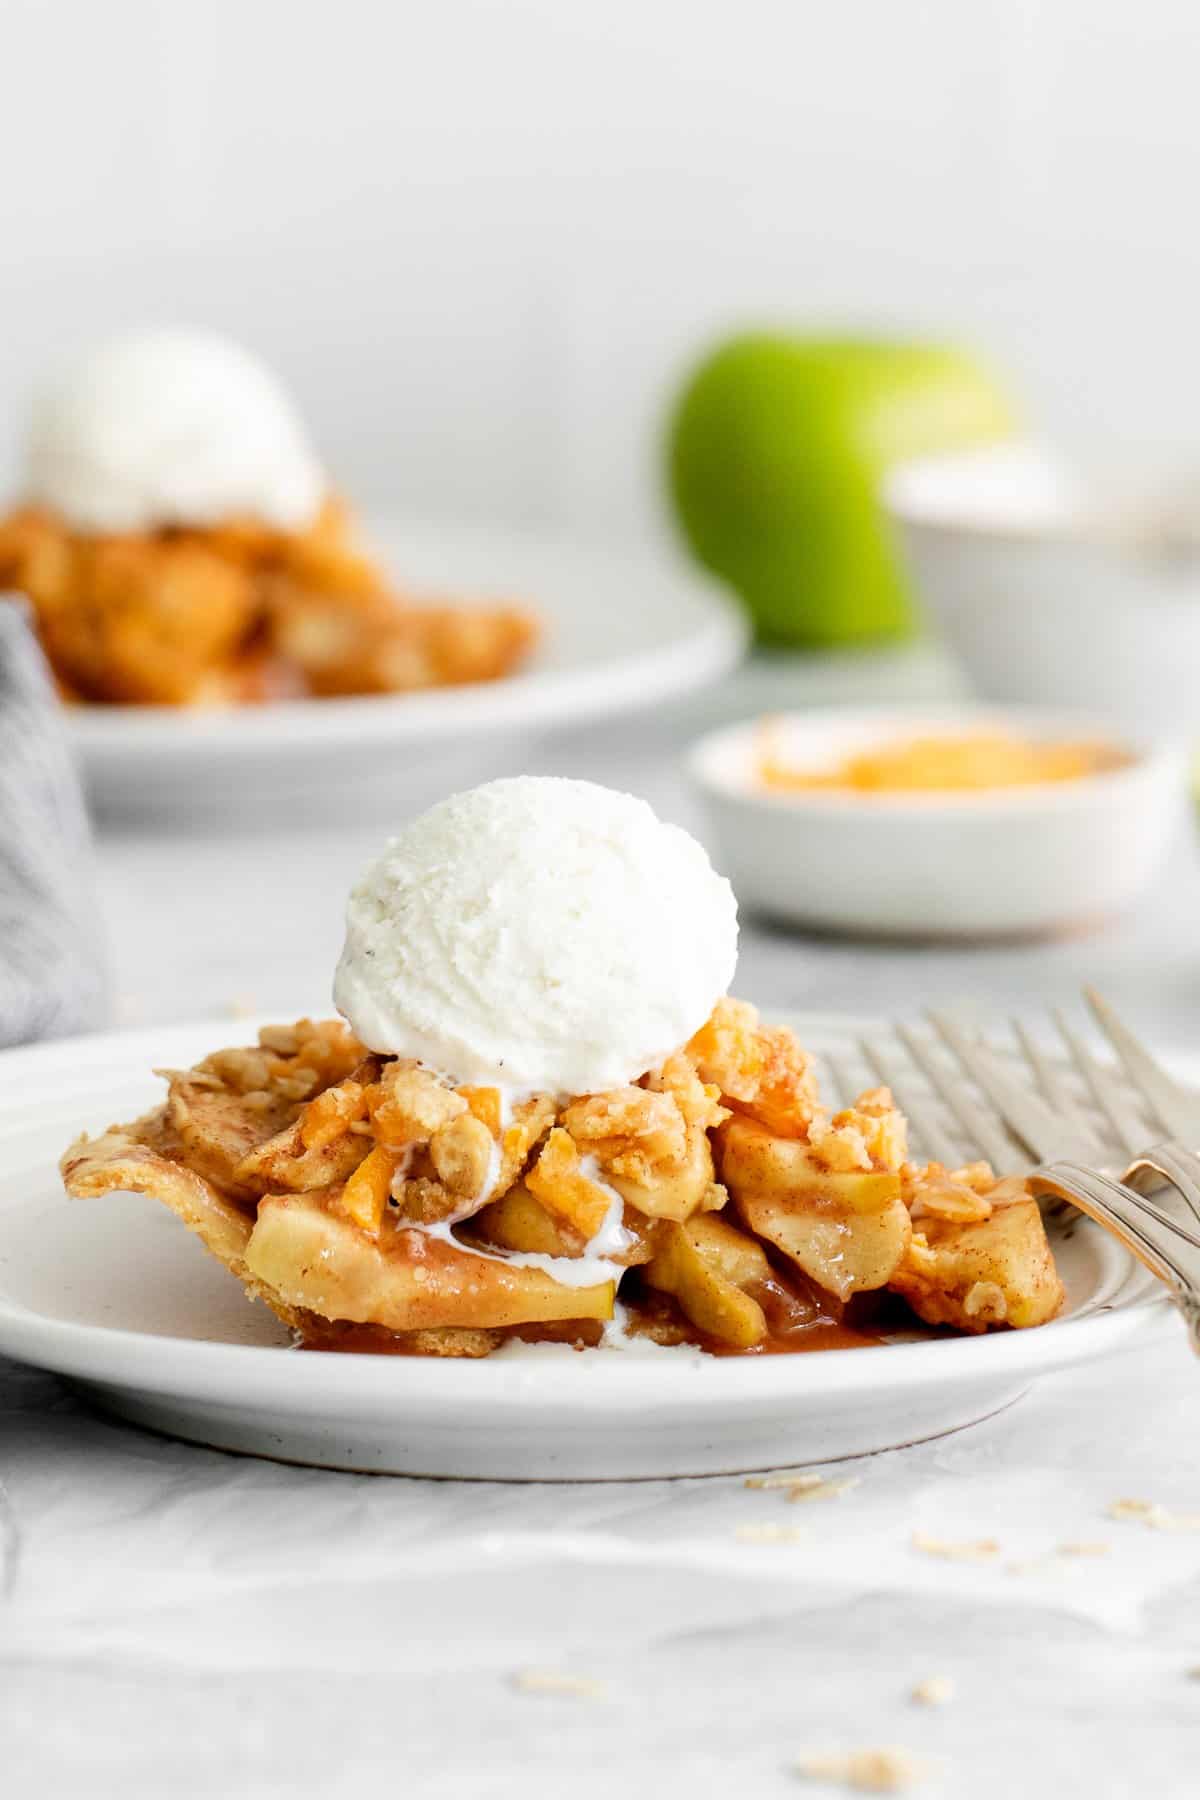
[[644, 1212, 770, 1348], [890, 1198, 1064, 1331], [166, 1074, 302, 1201], [606, 1124, 718, 1223], [476, 1182, 580, 1257], [234, 1109, 371, 1195], [245, 1191, 615, 1331], [740, 1193, 910, 1304], [720, 1116, 910, 1301]]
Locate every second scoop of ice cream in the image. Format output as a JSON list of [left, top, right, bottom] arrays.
[[26, 328, 326, 533], [334, 776, 738, 1095]]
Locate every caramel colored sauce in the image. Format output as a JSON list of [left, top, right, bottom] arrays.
[[758, 724, 1130, 795], [292, 1263, 901, 1357], [291, 1242, 925, 1359], [295, 1315, 886, 1356], [733, 1320, 884, 1355]]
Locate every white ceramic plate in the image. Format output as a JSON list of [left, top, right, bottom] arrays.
[[0, 1013, 1170, 1479], [66, 519, 745, 822]]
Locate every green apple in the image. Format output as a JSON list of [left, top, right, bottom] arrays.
[[667, 334, 1015, 646]]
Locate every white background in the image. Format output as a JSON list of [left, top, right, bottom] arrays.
[[2, 0, 1198, 546], [8, 15, 1200, 1791]]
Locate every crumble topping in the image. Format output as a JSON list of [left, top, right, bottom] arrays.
[[794, 1748, 934, 1792], [1108, 1498, 1200, 1530], [910, 1676, 954, 1707], [60, 1001, 1066, 1356], [0, 497, 537, 705], [511, 1669, 606, 1699], [911, 1532, 1001, 1563], [735, 1522, 808, 1545]]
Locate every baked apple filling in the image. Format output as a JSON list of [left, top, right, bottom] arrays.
[[61, 1002, 1065, 1356], [0, 498, 536, 706]]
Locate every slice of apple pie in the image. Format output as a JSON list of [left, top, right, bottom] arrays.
[[0, 331, 537, 707], [61, 1001, 1065, 1356]]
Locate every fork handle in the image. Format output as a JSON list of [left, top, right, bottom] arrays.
[[1033, 1159, 1200, 1355]]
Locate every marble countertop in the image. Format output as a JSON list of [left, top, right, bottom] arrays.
[[8, 656, 1200, 1798]]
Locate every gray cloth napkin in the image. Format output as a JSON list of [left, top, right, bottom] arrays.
[[0, 599, 108, 1046]]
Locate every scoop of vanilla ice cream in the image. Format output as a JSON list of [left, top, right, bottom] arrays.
[[334, 777, 738, 1094], [26, 329, 326, 533]]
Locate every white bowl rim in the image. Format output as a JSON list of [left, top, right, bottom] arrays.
[[884, 443, 1082, 545], [687, 705, 1187, 818]]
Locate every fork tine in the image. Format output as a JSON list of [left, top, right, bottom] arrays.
[[1083, 988, 1200, 1144], [824, 1054, 855, 1111], [925, 1010, 1074, 1167], [1011, 1017, 1094, 1138], [894, 1021, 1020, 1170], [858, 1033, 960, 1167], [1052, 1007, 1147, 1154]]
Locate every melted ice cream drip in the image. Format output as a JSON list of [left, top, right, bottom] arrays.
[[403, 1150, 633, 1289]]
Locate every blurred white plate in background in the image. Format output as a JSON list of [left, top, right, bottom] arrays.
[[65, 519, 746, 823], [0, 1014, 1167, 1480]]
